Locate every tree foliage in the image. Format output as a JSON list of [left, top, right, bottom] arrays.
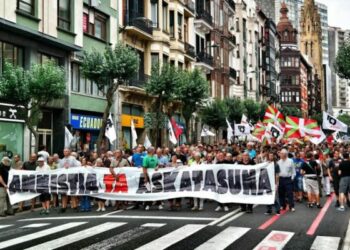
[[335, 40, 350, 80], [338, 113, 350, 127], [223, 97, 246, 123], [280, 106, 302, 117], [0, 61, 66, 150], [176, 69, 209, 142], [200, 99, 227, 132], [82, 44, 139, 151]]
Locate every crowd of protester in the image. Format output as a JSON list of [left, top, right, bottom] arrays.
[[1, 140, 350, 217]]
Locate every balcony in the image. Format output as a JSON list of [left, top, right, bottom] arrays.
[[225, 0, 235, 13], [128, 73, 150, 88], [124, 14, 153, 40], [229, 67, 237, 80], [195, 51, 213, 73], [184, 0, 195, 17], [194, 8, 213, 33], [184, 42, 196, 59], [227, 34, 236, 49]]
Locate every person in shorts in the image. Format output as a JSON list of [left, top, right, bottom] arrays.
[[337, 153, 350, 211]]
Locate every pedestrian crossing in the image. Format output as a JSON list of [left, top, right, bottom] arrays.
[[0, 221, 343, 250]]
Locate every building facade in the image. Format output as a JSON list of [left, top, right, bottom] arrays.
[[0, 0, 119, 158], [328, 26, 350, 110], [277, 2, 313, 117], [299, 0, 323, 113]]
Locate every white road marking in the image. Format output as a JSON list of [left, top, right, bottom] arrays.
[[217, 205, 258, 227], [21, 223, 50, 228], [19, 215, 215, 221], [135, 224, 206, 250], [311, 236, 340, 250], [195, 226, 250, 250], [343, 218, 350, 250], [25, 222, 126, 250], [141, 223, 166, 227], [0, 225, 12, 229], [0, 222, 86, 249], [253, 230, 294, 250], [99, 209, 124, 217], [81, 223, 165, 250], [208, 208, 241, 226]]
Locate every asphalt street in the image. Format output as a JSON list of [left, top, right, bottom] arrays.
[[0, 195, 349, 250]]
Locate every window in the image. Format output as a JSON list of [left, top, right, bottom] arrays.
[[83, 8, 108, 41], [71, 63, 80, 92], [162, 1, 168, 32], [151, 0, 158, 28], [17, 0, 34, 15], [58, 0, 70, 30], [163, 54, 168, 64], [170, 11, 174, 38], [178, 13, 183, 40], [151, 53, 159, 65], [39, 53, 59, 65], [249, 78, 253, 90], [178, 62, 183, 69], [0, 41, 24, 72]]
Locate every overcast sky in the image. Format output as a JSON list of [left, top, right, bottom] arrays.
[[316, 0, 350, 30]]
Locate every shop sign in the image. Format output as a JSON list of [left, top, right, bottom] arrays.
[[0, 103, 26, 123], [121, 114, 144, 128], [71, 113, 103, 131]]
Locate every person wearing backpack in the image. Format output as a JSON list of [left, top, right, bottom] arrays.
[[301, 152, 322, 208]]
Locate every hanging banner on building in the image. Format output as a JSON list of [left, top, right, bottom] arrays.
[[7, 162, 275, 205]]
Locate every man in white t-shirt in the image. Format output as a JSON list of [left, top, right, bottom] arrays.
[[38, 145, 50, 163]]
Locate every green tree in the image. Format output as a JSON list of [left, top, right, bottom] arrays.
[[177, 69, 209, 143], [243, 99, 261, 123], [311, 113, 322, 125], [335, 40, 350, 80], [145, 63, 180, 146], [258, 101, 268, 121], [338, 113, 350, 127], [82, 44, 139, 151], [223, 97, 246, 123], [280, 106, 302, 117], [200, 99, 227, 136], [0, 61, 65, 150]]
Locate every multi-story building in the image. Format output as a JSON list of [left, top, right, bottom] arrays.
[[299, 0, 323, 113], [274, 0, 302, 32], [0, 0, 118, 158], [277, 2, 313, 117], [328, 26, 350, 112]]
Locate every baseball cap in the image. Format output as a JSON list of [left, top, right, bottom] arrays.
[[37, 157, 45, 162]]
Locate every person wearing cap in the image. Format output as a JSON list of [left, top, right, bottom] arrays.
[[142, 147, 162, 211], [0, 157, 14, 217], [36, 157, 51, 214], [277, 149, 296, 212]]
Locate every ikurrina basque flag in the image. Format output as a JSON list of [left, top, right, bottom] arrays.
[[263, 105, 285, 129], [284, 116, 323, 139], [252, 122, 266, 141]]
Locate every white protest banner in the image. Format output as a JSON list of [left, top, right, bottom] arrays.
[[7, 163, 275, 205]]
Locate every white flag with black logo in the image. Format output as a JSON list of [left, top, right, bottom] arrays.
[[168, 119, 177, 145], [201, 127, 215, 137], [322, 112, 348, 133], [266, 123, 284, 142], [105, 113, 116, 144], [234, 123, 251, 136], [226, 118, 234, 143]]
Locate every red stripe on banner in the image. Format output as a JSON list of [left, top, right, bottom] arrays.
[[258, 209, 288, 230], [306, 193, 335, 236]]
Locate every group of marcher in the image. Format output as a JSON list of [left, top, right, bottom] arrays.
[[1, 141, 350, 217]]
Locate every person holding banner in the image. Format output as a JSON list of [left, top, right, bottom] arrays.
[[191, 152, 205, 211], [0, 157, 13, 217], [238, 152, 255, 213], [36, 157, 51, 214], [265, 152, 281, 215], [142, 147, 162, 211]]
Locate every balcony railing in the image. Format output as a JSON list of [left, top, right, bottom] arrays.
[[197, 51, 213, 66], [196, 8, 213, 26], [225, 0, 235, 11], [124, 12, 153, 35], [185, 42, 196, 58], [129, 73, 150, 88], [229, 67, 237, 79], [184, 0, 195, 13]]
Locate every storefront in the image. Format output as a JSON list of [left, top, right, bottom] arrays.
[[0, 103, 26, 159], [70, 111, 104, 152], [121, 103, 145, 149]]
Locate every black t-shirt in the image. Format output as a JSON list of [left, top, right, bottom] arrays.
[[301, 160, 319, 175], [332, 158, 342, 177], [0, 163, 9, 187], [238, 160, 256, 165], [339, 160, 350, 177], [22, 161, 37, 171]]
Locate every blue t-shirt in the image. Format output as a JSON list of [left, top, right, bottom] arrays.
[[293, 158, 304, 178], [132, 152, 146, 167], [248, 149, 256, 159]]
